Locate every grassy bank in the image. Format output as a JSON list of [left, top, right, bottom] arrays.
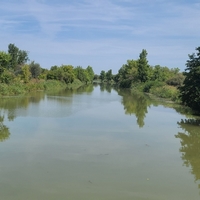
[[0, 79, 84, 96], [131, 81, 180, 103]]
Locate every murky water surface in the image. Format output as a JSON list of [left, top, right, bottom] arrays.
[[0, 84, 200, 200]]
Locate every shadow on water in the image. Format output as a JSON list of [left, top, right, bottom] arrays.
[[176, 119, 200, 189]]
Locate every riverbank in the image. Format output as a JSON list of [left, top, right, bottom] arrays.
[[0, 79, 84, 96], [130, 81, 180, 103]]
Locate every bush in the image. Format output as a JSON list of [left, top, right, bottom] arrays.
[[150, 85, 179, 100], [142, 81, 164, 93], [166, 73, 185, 86], [0, 70, 15, 84], [44, 80, 66, 91]]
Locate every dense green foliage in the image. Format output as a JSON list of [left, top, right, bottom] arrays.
[[1, 42, 199, 115], [110, 49, 184, 101], [179, 47, 200, 113], [0, 44, 95, 96]]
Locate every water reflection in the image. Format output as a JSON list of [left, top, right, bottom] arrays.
[[0, 84, 198, 143], [0, 92, 45, 142], [100, 83, 112, 93], [46, 84, 94, 105], [0, 92, 45, 120], [0, 116, 10, 142], [176, 119, 200, 188], [117, 89, 151, 127]]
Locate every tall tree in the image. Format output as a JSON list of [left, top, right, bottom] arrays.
[[138, 49, 149, 82], [179, 47, 200, 113], [86, 66, 94, 83], [8, 44, 29, 71]]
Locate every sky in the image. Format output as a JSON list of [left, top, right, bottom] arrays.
[[0, 0, 200, 74]]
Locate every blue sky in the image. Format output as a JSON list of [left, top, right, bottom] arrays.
[[0, 0, 199, 74]]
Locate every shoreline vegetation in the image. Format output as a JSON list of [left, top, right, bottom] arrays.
[[0, 44, 200, 114], [0, 79, 84, 97]]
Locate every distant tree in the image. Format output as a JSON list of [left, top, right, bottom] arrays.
[[47, 65, 75, 83], [106, 69, 112, 81], [99, 70, 106, 82], [86, 66, 95, 83], [138, 49, 149, 82], [74, 66, 88, 83], [61, 65, 75, 83], [29, 61, 41, 79], [117, 59, 138, 87], [50, 65, 58, 71], [179, 47, 200, 113]]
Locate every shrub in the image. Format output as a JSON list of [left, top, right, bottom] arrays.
[[150, 85, 179, 100], [166, 73, 185, 86], [142, 81, 164, 93]]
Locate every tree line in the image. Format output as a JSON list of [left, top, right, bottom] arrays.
[[99, 49, 184, 88], [0, 44, 94, 85], [98, 47, 200, 114], [1, 43, 200, 114]]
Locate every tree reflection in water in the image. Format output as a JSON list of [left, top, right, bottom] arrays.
[[0, 116, 10, 142], [176, 119, 200, 188], [0, 92, 45, 142], [100, 83, 112, 93], [117, 89, 151, 128]]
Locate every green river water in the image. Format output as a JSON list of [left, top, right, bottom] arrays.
[[0, 84, 200, 200]]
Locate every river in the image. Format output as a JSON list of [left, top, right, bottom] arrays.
[[0, 84, 200, 200]]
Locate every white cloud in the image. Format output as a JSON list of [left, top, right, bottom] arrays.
[[0, 0, 199, 73]]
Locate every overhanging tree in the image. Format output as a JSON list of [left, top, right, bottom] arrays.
[[179, 47, 200, 113]]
